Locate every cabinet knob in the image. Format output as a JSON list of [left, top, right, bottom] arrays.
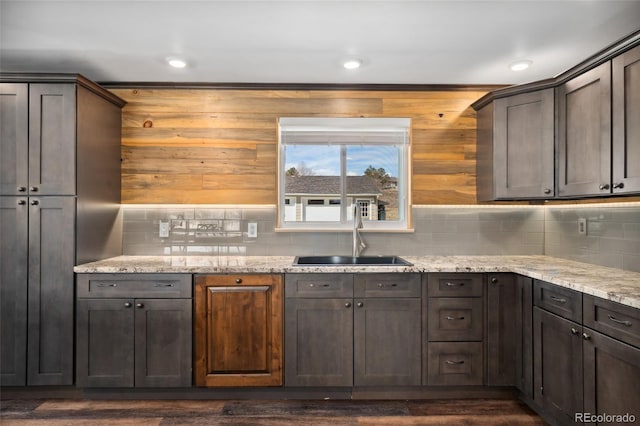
[[582, 332, 591, 340], [345, 302, 352, 308], [17, 200, 27, 205], [356, 302, 364, 308], [613, 182, 625, 189], [124, 302, 132, 308], [490, 277, 498, 284], [543, 188, 552, 195], [570, 328, 579, 335], [599, 183, 610, 190], [17, 186, 27, 192], [29, 186, 38, 192], [136, 303, 144, 308], [30, 200, 39, 206], [235, 278, 243, 284]]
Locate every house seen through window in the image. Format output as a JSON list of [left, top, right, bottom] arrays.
[[278, 118, 410, 230]]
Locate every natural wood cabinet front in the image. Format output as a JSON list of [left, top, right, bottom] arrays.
[[194, 274, 283, 387]]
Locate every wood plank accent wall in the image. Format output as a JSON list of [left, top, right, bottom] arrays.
[[111, 88, 488, 204]]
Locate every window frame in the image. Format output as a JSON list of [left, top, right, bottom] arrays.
[[277, 117, 411, 231]]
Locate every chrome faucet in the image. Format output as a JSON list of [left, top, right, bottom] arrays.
[[352, 204, 366, 257]]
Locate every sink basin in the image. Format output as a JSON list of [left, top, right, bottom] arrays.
[[292, 255, 412, 266]]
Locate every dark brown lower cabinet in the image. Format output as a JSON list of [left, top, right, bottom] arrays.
[[285, 273, 422, 387], [285, 298, 354, 387], [76, 298, 192, 388], [514, 276, 533, 398], [486, 273, 518, 386], [533, 307, 583, 425], [76, 274, 192, 388], [354, 298, 421, 386], [583, 328, 640, 423], [194, 274, 283, 387]]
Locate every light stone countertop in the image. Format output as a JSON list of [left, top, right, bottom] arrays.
[[74, 255, 640, 309]]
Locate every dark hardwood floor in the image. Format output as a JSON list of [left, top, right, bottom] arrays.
[[1, 398, 545, 425]]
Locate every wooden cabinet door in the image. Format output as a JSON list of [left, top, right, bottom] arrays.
[[613, 44, 640, 194], [76, 299, 135, 387], [486, 274, 517, 386], [135, 298, 192, 388], [0, 83, 29, 195], [514, 276, 533, 398], [557, 62, 612, 197], [583, 328, 640, 421], [28, 84, 76, 196], [494, 89, 555, 199], [285, 298, 353, 387], [354, 298, 421, 386], [195, 274, 283, 387], [0, 197, 28, 385], [533, 307, 583, 423], [27, 196, 75, 385]]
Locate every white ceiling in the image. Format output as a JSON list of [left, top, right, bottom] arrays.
[[1, 0, 639, 85]]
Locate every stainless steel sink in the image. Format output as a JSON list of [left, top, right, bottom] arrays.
[[292, 255, 412, 266]]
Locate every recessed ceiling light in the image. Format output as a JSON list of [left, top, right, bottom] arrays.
[[343, 59, 362, 70], [167, 57, 187, 68], [510, 60, 532, 72]]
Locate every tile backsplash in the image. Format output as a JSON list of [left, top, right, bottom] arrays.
[[122, 205, 545, 257], [544, 204, 640, 272], [122, 203, 640, 272]]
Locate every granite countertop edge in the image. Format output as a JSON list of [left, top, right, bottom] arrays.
[[74, 255, 640, 309]]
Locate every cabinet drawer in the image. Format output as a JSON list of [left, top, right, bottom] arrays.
[[285, 274, 353, 298], [77, 274, 192, 298], [427, 342, 483, 386], [195, 274, 281, 287], [534, 280, 582, 322], [427, 298, 483, 341], [354, 273, 421, 298], [427, 273, 483, 297], [584, 295, 640, 348]]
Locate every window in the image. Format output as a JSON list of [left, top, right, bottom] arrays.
[[278, 117, 410, 230]]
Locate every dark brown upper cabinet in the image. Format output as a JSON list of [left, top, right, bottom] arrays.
[[477, 89, 555, 201], [612, 44, 640, 194], [557, 62, 612, 197]]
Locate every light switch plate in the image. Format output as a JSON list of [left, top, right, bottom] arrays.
[[248, 222, 258, 238], [159, 221, 170, 238], [578, 218, 587, 236]]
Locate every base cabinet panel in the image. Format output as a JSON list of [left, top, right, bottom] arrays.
[[533, 307, 583, 424], [583, 328, 640, 423], [195, 274, 282, 387], [354, 298, 421, 386], [285, 298, 354, 387]]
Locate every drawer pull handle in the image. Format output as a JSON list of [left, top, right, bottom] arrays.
[[445, 360, 465, 365], [446, 316, 465, 321], [608, 315, 632, 327], [446, 282, 464, 287], [235, 278, 243, 284], [377, 283, 398, 288], [154, 283, 175, 287], [550, 296, 567, 304], [571, 328, 579, 335], [98, 283, 117, 288], [309, 283, 330, 288]]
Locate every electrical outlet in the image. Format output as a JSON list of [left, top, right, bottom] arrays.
[[247, 222, 258, 238], [159, 221, 170, 238], [578, 218, 587, 236]]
